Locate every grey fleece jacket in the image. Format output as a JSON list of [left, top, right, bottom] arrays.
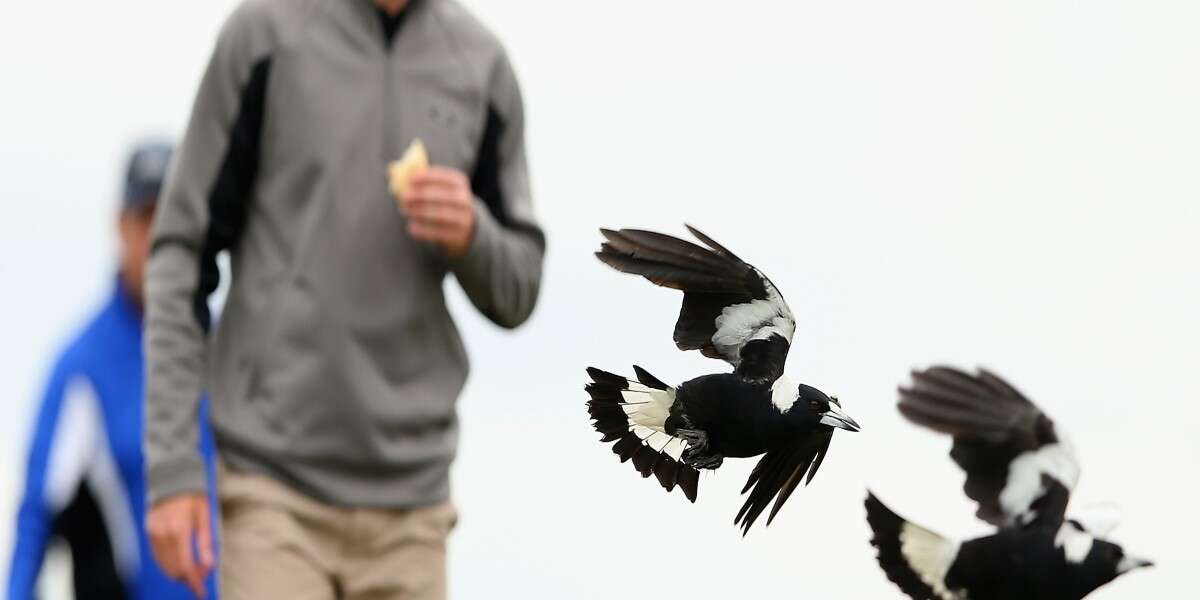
[[145, 0, 544, 508]]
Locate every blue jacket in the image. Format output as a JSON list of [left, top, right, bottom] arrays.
[[8, 282, 216, 599]]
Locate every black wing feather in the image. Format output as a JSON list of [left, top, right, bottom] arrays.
[[595, 251, 738, 293], [602, 228, 736, 273], [684, 223, 745, 262], [734, 430, 834, 535]]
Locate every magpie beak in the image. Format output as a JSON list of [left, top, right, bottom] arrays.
[[819, 403, 861, 432], [1116, 555, 1154, 574]]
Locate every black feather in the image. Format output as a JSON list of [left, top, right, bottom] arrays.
[[601, 228, 737, 274], [805, 435, 831, 486], [734, 431, 833, 535], [632, 365, 670, 390], [684, 224, 745, 262], [677, 466, 699, 503], [595, 251, 740, 293], [632, 445, 657, 477], [612, 434, 639, 463], [653, 455, 678, 491], [597, 430, 623, 443], [586, 367, 628, 387], [733, 335, 790, 385]]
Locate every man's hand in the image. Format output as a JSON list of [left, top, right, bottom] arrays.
[[402, 166, 476, 259], [147, 494, 213, 598]]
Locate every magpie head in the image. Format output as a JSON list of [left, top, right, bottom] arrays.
[[794, 384, 861, 432], [1070, 523, 1152, 592], [1076, 536, 1153, 592]]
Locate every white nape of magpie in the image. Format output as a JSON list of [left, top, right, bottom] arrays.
[[866, 367, 1153, 600], [586, 226, 860, 534]]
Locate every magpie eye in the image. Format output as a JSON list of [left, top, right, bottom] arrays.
[[809, 399, 821, 409]]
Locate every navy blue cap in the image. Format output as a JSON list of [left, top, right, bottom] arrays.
[[123, 141, 173, 212]]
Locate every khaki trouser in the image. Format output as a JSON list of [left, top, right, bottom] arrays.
[[217, 463, 457, 600]]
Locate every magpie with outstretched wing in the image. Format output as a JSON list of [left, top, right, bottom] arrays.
[[866, 366, 1152, 600], [585, 226, 860, 535]]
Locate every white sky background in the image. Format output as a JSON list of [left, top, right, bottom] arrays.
[[2, 1, 1198, 598]]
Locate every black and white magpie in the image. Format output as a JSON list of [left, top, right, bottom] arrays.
[[866, 366, 1153, 600], [585, 226, 860, 534]]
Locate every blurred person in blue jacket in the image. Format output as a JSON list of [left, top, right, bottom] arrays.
[[7, 142, 217, 600]]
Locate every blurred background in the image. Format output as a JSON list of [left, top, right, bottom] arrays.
[[2, 0, 1198, 597]]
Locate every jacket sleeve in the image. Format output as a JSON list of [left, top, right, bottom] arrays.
[[451, 49, 546, 329], [7, 368, 100, 599], [144, 5, 270, 505]]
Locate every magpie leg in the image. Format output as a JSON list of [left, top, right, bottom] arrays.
[[678, 428, 724, 470], [684, 451, 724, 470], [676, 427, 708, 450]]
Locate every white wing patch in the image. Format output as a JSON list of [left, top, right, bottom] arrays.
[[999, 441, 1080, 524], [770, 375, 798, 413], [619, 382, 675, 433], [899, 522, 963, 600], [1055, 521, 1095, 564], [711, 273, 795, 364]]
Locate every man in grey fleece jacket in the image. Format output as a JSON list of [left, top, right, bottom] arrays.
[[143, 0, 543, 597]]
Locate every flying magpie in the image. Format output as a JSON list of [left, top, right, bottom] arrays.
[[585, 225, 860, 534], [866, 366, 1152, 600]]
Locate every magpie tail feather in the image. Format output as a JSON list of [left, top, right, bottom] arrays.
[[865, 492, 961, 600], [585, 367, 698, 502]]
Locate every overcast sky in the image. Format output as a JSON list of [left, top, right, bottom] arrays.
[[2, 1, 1198, 598]]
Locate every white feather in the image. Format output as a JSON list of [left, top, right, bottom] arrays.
[[1055, 521, 1095, 564], [899, 522, 962, 600], [711, 273, 795, 364], [770, 376, 797, 412], [617, 380, 695, 460], [999, 441, 1080, 524], [620, 382, 675, 432], [656, 436, 688, 461]]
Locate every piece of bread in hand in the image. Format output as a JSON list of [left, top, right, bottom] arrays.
[[387, 139, 428, 203]]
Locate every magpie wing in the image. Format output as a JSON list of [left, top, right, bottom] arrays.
[[898, 366, 1078, 529], [595, 225, 796, 385], [733, 429, 834, 535]]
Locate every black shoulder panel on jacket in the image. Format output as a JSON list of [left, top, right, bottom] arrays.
[[193, 56, 272, 333]]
